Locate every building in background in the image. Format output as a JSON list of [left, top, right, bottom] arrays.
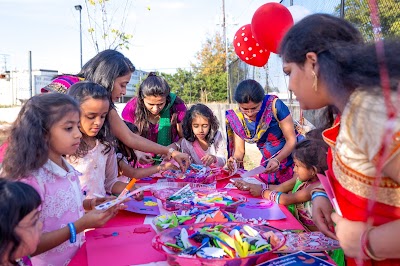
[[0, 68, 148, 106]]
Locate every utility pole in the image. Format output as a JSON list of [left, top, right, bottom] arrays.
[[340, 0, 345, 18], [222, 0, 230, 104], [29, 51, 33, 98]]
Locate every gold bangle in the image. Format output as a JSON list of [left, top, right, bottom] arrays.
[[365, 228, 385, 261]]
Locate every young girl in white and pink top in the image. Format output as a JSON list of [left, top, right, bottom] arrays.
[[1, 93, 122, 266], [66, 81, 143, 200], [180, 104, 226, 167]]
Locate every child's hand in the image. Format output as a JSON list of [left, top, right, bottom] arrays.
[[249, 185, 266, 197], [80, 204, 126, 229], [226, 157, 237, 173], [201, 155, 216, 166], [135, 150, 153, 164], [163, 162, 179, 171], [84, 196, 117, 211], [233, 180, 250, 191]]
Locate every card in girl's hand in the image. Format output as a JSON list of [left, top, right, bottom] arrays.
[[95, 185, 151, 211]]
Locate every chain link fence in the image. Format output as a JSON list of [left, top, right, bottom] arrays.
[[228, 0, 400, 121]]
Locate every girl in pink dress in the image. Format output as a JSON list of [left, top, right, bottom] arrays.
[[1, 93, 123, 266]]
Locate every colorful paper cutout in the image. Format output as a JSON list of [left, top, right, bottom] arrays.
[[278, 232, 340, 253], [125, 196, 160, 216], [236, 198, 286, 220]]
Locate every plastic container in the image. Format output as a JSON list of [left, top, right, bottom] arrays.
[[161, 167, 217, 185], [151, 182, 246, 212], [152, 208, 246, 231], [152, 222, 286, 266]]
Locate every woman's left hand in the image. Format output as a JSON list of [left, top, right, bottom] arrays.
[[201, 155, 216, 166], [265, 159, 280, 173], [172, 150, 190, 172], [331, 213, 367, 259]]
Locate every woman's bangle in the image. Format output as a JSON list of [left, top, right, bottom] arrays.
[[261, 183, 269, 190], [271, 158, 280, 167], [167, 147, 175, 160], [311, 191, 329, 201], [68, 222, 77, 243], [174, 142, 181, 150], [361, 227, 385, 261]]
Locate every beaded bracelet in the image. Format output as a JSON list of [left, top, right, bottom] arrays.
[[311, 191, 329, 201], [68, 222, 77, 244], [275, 192, 283, 204], [361, 227, 385, 261], [261, 189, 269, 200], [261, 183, 269, 190], [269, 190, 278, 202]]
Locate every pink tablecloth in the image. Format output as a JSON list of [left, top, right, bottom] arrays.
[[69, 178, 305, 266]]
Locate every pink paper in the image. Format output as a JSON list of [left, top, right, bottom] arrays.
[[86, 225, 166, 266], [236, 198, 286, 220], [318, 173, 342, 216]]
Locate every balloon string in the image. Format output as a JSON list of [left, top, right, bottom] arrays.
[[357, 1, 399, 265]]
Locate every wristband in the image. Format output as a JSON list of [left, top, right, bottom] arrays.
[[68, 222, 77, 243], [275, 192, 283, 204], [311, 191, 329, 201]]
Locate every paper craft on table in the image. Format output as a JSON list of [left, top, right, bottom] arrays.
[[125, 196, 160, 216], [95, 185, 151, 211], [236, 198, 286, 220], [224, 183, 238, 189], [278, 231, 340, 253], [86, 224, 166, 266], [256, 251, 335, 266], [240, 165, 266, 179], [318, 173, 343, 216]]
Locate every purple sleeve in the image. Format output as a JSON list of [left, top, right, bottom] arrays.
[[175, 102, 187, 123], [121, 97, 138, 124]]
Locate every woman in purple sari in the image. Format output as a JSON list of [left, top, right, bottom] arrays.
[[226, 79, 297, 185]]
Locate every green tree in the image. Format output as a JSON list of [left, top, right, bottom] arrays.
[[163, 69, 199, 104], [337, 0, 400, 40]]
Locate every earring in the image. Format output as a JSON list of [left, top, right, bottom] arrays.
[[312, 71, 318, 92]]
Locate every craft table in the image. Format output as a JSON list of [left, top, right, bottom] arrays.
[[69, 178, 309, 266]]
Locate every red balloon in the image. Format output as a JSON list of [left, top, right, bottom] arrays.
[[233, 24, 270, 67], [251, 3, 294, 53]]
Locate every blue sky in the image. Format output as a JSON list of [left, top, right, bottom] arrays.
[[0, 0, 282, 74]]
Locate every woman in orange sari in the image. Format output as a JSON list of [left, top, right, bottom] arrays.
[[280, 14, 400, 265]]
